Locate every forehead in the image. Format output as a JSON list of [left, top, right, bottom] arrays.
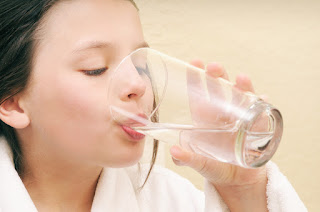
[[38, 0, 143, 55]]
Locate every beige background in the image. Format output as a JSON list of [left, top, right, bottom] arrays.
[[136, 0, 320, 211]]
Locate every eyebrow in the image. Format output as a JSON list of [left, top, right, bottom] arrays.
[[72, 41, 150, 53]]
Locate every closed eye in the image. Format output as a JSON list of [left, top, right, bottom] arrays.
[[83, 67, 108, 76]]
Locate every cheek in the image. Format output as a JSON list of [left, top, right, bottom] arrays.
[[29, 71, 110, 153], [57, 78, 102, 118], [27, 69, 146, 167], [54, 75, 106, 126]]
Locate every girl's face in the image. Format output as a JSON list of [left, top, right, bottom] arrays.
[[22, 0, 153, 167]]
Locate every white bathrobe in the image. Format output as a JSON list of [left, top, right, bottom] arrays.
[[0, 137, 307, 212]]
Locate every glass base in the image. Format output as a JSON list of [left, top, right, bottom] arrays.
[[236, 101, 283, 168]]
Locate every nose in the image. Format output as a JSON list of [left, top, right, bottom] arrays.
[[119, 60, 147, 102]]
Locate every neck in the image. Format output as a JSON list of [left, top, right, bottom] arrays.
[[18, 135, 103, 211]]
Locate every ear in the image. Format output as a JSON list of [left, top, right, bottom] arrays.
[[0, 96, 30, 129]]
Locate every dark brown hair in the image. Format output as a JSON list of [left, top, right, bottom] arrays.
[[0, 0, 158, 187]]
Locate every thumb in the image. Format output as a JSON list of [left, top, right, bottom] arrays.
[[170, 145, 210, 175], [170, 145, 233, 185]]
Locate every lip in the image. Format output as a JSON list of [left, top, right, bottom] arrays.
[[120, 113, 148, 141], [121, 125, 145, 141]]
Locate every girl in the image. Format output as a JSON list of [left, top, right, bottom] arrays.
[[0, 0, 307, 211]]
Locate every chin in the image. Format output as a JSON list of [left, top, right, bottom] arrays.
[[106, 154, 143, 168], [100, 146, 145, 168], [118, 140, 145, 167]]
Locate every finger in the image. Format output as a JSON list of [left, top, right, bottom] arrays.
[[190, 59, 205, 69], [187, 59, 207, 122], [170, 145, 210, 175], [205, 63, 228, 122], [230, 74, 255, 123], [170, 145, 235, 185], [234, 74, 255, 93], [188, 59, 205, 89], [171, 157, 184, 166], [231, 74, 254, 109], [206, 62, 229, 80]]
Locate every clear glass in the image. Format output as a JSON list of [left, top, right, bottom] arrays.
[[107, 48, 283, 168]]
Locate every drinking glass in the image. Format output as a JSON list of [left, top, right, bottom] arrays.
[[107, 48, 283, 168]]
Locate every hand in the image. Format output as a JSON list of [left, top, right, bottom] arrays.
[[170, 59, 268, 211]]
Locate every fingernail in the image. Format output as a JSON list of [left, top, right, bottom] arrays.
[[170, 145, 183, 160]]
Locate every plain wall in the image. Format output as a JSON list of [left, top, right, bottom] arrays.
[[137, 0, 320, 211]]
